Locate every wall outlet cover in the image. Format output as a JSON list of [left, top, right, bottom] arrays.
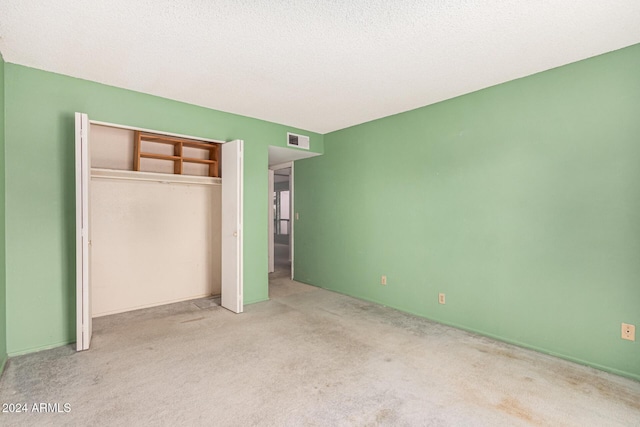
[[439, 293, 445, 304], [621, 323, 635, 341]]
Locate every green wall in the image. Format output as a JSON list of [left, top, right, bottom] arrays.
[[4, 64, 322, 355], [294, 44, 640, 380], [0, 53, 7, 371]]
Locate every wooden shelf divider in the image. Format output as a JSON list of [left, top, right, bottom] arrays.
[[133, 131, 220, 177]]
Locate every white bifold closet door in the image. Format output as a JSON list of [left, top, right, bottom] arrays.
[[221, 140, 244, 313]]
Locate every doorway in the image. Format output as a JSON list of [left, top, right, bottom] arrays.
[[272, 166, 292, 278], [267, 145, 322, 292]]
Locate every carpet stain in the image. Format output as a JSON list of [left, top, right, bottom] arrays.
[[593, 381, 640, 411], [375, 408, 394, 422], [459, 383, 542, 425], [180, 316, 205, 323], [496, 397, 537, 424], [492, 349, 522, 360], [474, 345, 523, 361], [555, 366, 640, 411]]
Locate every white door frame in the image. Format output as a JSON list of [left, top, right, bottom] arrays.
[[290, 162, 295, 280], [75, 113, 92, 351], [268, 170, 275, 273], [269, 161, 294, 280], [75, 114, 243, 350]]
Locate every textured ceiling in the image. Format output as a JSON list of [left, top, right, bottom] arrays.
[[1, 1, 639, 134]]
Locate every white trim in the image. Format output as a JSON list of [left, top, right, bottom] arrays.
[[75, 112, 92, 351], [89, 120, 226, 144], [268, 170, 275, 274], [290, 162, 295, 280], [270, 161, 294, 171], [91, 168, 221, 186]]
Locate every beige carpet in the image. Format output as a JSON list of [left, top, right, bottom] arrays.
[[0, 275, 638, 426]]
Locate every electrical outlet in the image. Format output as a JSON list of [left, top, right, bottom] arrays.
[[381, 275, 387, 285], [439, 293, 445, 304], [621, 323, 635, 341], [295, 212, 299, 220]]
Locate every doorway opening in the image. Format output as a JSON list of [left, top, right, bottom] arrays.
[[272, 167, 292, 279], [267, 145, 321, 296]]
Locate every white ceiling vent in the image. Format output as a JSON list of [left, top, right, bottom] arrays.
[[287, 132, 310, 150]]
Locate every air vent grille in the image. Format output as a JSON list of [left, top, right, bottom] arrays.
[[287, 132, 310, 150]]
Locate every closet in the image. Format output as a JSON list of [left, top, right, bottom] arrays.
[[89, 124, 222, 317]]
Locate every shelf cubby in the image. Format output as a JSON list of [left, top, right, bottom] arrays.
[[133, 131, 220, 177]]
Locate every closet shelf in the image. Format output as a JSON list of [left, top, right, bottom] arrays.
[[140, 153, 181, 161], [183, 157, 217, 165], [134, 131, 221, 177]]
